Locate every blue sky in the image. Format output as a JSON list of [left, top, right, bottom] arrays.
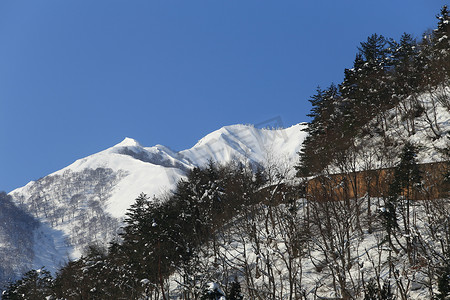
[[0, 0, 446, 192]]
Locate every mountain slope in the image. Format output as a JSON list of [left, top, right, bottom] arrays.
[[0, 193, 69, 290], [7, 124, 307, 264]]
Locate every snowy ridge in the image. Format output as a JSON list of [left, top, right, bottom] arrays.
[[11, 124, 307, 219], [8, 124, 307, 265]]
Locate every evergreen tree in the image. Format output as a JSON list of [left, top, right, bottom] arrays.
[[358, 33, 389, 67], [388, 143, 422, 256], [433, 5, 450, 52], [2, 268, 53, 300], [381, 194, 399, 250], [305, 86, 337, 137], [227, 279, 244, 300], [120, 193, 160, 283], [434, 244, 450, 300], [122, 193, 154, 239], [363, 279, 396, 300], [341, 53, 365, 98], [355, 34, 392, 120], [419, 5, 450, 88], [435, 262, 450, 300], [297, 84, 343, 176], [339, 34, 393, 136], [393, 142, 422, 196], [433, 5, 450, 82], [390, 33, 420, 97]]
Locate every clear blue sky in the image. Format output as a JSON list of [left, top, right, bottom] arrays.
[[0, 0, 446, 192]]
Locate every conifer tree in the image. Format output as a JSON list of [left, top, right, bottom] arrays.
[[2, 268, 53, 300], [363, 279, 395, 300], [435, 261, 450, 300], [123, 193, 154, 238], [358, 33, 388, 67], [355, 34, 392, 120], [393, 142, 422, 197], [433, 5, 450, 53], [297, 84, 342, 176], [227, 279, 244, 300], [433, 5, 450, 82], [391, 33, 420, 97], [121, 193, 158, 282], [381, 194, 399, 250], [419, 5, 450, 88]]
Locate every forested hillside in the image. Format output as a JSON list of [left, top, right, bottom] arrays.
[[2, 5, 450, 300], [298, 6, 450, 176], [0, 193, 69, 291]]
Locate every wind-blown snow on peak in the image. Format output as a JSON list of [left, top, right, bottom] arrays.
[[183, 123, 307, 167], [114, 137, 142, 148], [102, 123, 307, 217]]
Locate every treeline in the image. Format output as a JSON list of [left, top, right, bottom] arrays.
[[298, 6, 450, 176]]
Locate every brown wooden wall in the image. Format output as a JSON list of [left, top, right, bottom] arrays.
[[305, 162, 449, 201]]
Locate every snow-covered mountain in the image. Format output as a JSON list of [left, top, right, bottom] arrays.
[[4, 124, 307, 280], [11, 123, 307, 219], [2, 87, 448, 293]]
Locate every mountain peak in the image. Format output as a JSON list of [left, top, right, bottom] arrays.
[[114, 137, 142, 148]]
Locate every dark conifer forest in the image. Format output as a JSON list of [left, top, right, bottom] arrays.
[[2, 6, 450, 300]]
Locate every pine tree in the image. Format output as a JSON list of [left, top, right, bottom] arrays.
[[389, 143, 422, 257], [420, 5, 450, 88], [433, 5, 450, 52], [390, 33, 420, 97], [363, 279, 395, 300], [381, 194, 399, 251], [393, 142, 422, 197], [123, 193, 153, 238], [119, 193, 170, 291], [227, 279, 244, 300], [358, 33, 388, 67], [433, 5, 450, 82], [435, 263, 450, 300], [2, 268, 53, 300], [356, 34, 392, 120], [297, 84, 343, 176], [305, 86, 328, 137], [341, 53, 365, 99]]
